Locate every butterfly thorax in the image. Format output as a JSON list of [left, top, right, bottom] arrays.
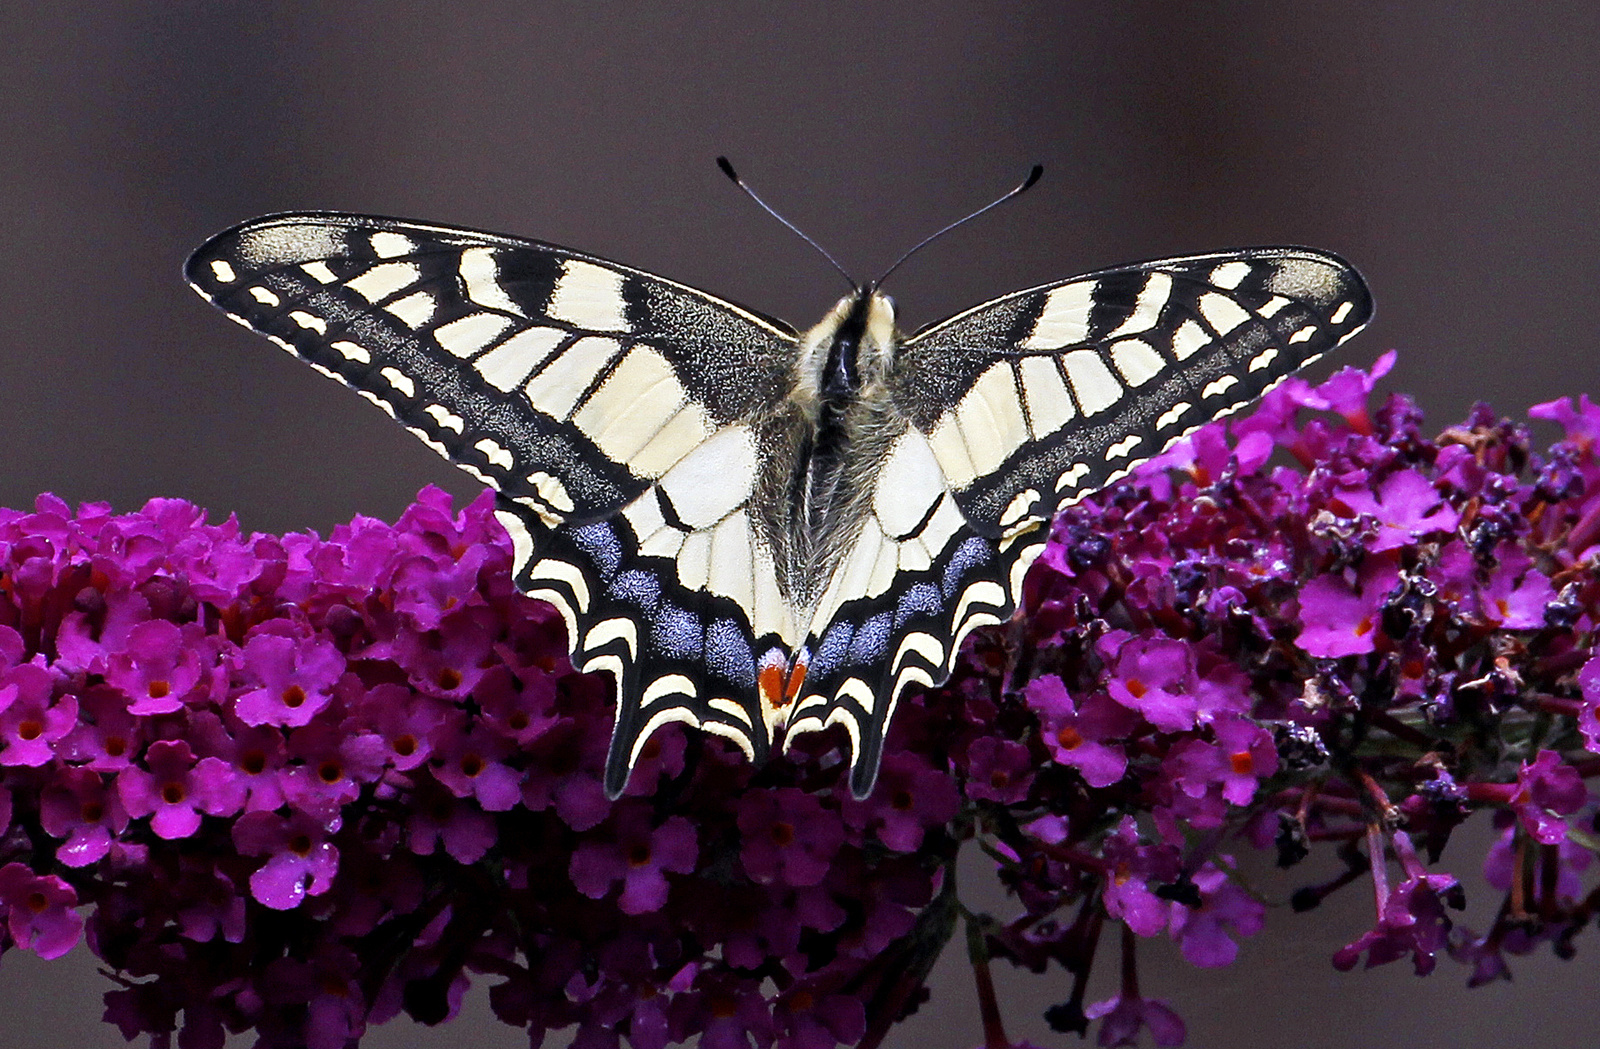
[[759, 289, 905, 610]]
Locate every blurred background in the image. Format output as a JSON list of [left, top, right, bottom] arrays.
[[3, 2, 1598, 1046]]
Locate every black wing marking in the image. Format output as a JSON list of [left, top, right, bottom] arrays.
[[186, 213, 803, 796], [787, 249, 1372, 796]]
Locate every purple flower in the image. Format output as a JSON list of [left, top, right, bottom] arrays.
[[738, 788, 844, 888], [0, 663, 77, 767], [232, 810, 340, 910], [1334, 831, 1462, 976], [348, 682, 447, 771], [1101, 634, 1199, 732], [1294, 556, 1399, 658], [1084, 991, 1186, 1047], [40, 766, 128, 867], [431, 723, 523, 812], [117, 739, 246, 839], [1167, 862, 1265, 967], [1482, 814, 1592, 901], [1100, 818, 1177, 937], [405, 785, 498, 863], [0, 863, 82, 959], [1474, 547, 1555, 630], [1578, 653, 1600, 753], [962, 736, 1036, 803], [775, 989, 865, 1049], [232, 631, 346, 727], [1505, 750, 1586, 844], [281, 722, 389, 822], [569, 807, 697, 915], [1529, 391, 1600, 441], [56, 687, 143, 771], [839, 751, 960, 851], [188, 710, 289, 811], [256, 947, 366, 1049], [1027, 677, 1136, 788], [1164, 714, 1277, 810], [1332, 469, 1460, 552], [104, 618, 209, 715]]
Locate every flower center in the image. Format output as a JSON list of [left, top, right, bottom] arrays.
[[281, 685, 307, 708]]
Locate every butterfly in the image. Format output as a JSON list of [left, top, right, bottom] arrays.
[[186, 184, 1371, 800]]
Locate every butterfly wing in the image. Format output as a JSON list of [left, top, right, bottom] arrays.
[[788, 248, 1372, 797], [185, 213, 804, 795]]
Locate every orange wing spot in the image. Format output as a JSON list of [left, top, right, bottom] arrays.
[[759, 664, 786, 709], [782, 660, 809, 702]]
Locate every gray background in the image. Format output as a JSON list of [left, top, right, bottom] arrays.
[[3, 3, 1597, 1046]]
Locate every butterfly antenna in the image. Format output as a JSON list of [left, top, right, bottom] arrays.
[[717, 157, 857, 290], [874, 164, 1044, 288]]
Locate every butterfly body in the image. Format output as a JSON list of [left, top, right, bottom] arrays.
[[187, 212, 1371, 799]]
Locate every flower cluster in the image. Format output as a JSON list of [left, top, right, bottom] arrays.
[[1, 352, 1599, 1048]]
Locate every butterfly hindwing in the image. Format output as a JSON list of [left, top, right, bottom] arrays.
[[495, 494, 793, 794], [786, 249, 1372, 795]]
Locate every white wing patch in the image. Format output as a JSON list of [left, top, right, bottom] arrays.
[[1105, 272, 1172, 338], [548, 260, 630, 332], [522, 336, 624, 419], [459, 247, 526, 316], [1062, 350, 1121, 415], [434, 313, 515, 358], [1018, 357, 1076, 433], [1022, 281, 1094, 349], [657, 425, 757, 529], [572, 347, 693, 461]]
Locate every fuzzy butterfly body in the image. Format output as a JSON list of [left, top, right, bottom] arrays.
[[186, 211, 1371, 798]]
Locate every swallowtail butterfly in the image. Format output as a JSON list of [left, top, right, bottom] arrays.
[[186, 186, 1371, 800]]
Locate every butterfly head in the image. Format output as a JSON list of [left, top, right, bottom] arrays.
[[795, 287, 899, 410]]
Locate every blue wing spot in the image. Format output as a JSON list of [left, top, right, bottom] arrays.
[[652, 605, 703, 661], [810, 621, 853, 678], [571, 522, 624, 580], [941, 538, 993, 596], [606, 569, 663, 613], [705, 618, 757, 688], [893, 582, 942, 628], [846, 612, 892, 664]]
